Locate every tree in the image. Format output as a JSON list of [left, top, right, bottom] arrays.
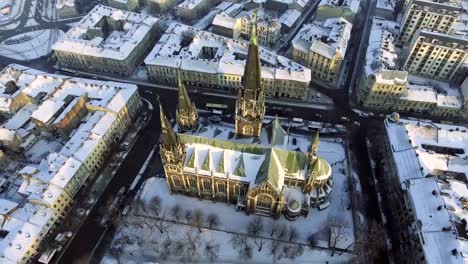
[[173, 229, 200, 263], [276, 223, 288, 240], [207, 213, 220, 229], [278, 244, 304, 260], [247, 216, 265, 251], [269, 239, 282, 260], [269, 220, 279, 238], [328, 217, 350, 256], [307, 232, 320, 247], [142, 212, 172, 235], [288, 226, 298, 242], [159, 238, 172, 260], [170, 204, 182, 221], [204, 240, 221, 263], [192, 208, 204, 232], [149, 196, 162, 217], [184, 209, 192, 223], [230, 233, 253, 261]]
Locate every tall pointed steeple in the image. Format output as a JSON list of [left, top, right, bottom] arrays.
[[159, 96, 177, 147], [235, 11, 266, 138], [176, 75, 198, 131], [309, 129, 320, 157]]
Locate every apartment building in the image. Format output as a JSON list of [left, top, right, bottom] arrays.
[[107, 0, 140, 11], [292, 17, 352, 84], [177, 0, 214, 21], [146, 0, 178, 12], [402, 29, 468, 81], [316, 0, 360, 22], [397, 0, 461, 46], [56, 0, 78, 18]]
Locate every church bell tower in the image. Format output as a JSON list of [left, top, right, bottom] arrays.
[[235, 12, 265, 138], [176, 76, 198, 131]]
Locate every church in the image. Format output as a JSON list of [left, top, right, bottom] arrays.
[[159, 14, 333, 219]]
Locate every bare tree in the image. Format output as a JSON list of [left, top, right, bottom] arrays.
[[247, 216, 265, 251], [184, 209, 192, 223], [149, 196, 162, 217], [174, 229, 200, 263], [328, 217, 350, 256], [142, 212, 172, 235], [307, 232, 320, 247], [109, 237, 125, 263], [269, 220, 279, 238], [170, 204, 182, 221], [278, 244, 304, 260], [276, 223, 288, 240], [204, 240, 221, 263], [159, 238, 172, 260], [269, 239, 282, 260], [207, 213, 220, 229], [230, 233, 253, 261], [288, 226, 299, 242], [192, 208, 204, 232]]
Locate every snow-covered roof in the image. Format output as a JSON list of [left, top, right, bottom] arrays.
[[385, 117, 468, 263], [212, 13, 237, 29], [278, 9, 301, 28], [52, 5, 158, 61], [145, 23, 311, 83], [376, 0, 395, 11], [178, 0, 205, 9], [318, 0, 360, 12], [293, 17, 352, 59], [176, 118, 328, 192]]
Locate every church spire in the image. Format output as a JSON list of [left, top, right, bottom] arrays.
[[176, 75, 198, 131], [242, 11, 262, 95], [158, 96, 177, 147], [309, 130, 320, 157], [234, 11, 266, 138]]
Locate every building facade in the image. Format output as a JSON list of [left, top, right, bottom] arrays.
[[402, 30, 468, 81], [177, 0, 215, 21], [159, 21, 333, 219], [292, 17, 352, 84], [316, 0, 360, 22], [145, 23, 311, 100], [56, 0, 78, 18], [146, 0, 178, 13], [397, 0, 461, 46]]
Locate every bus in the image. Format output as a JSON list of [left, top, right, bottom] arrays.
[[206, 103, 228, 110]]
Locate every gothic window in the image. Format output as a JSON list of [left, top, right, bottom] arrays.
[[242, 125, 253, 136], [217, 182, 226, 194], [234, 184, 246, 197], [172, 176, 182, 187], [188, 177, 197, 189], [202, 179, 211, 191], [256, 194, 273, 210]]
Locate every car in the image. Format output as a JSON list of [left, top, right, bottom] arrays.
[[208, 115, 222, 123], [340, 116, 350, 122]]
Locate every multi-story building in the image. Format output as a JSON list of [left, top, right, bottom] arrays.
[[277, 9, 301, 32], [146, 0, 178, 13], [264, 0, 313, 13], [159, 22, 333, 218], [292, 17, 352, 84], [145, 22, 311, 100], [177, 0, 215, 21], [402, 29, 468, 81], [397, 0, 461, 46], [56, 0, 78, 18], [52, 5, 158, 76], [0, 64, 142, 264], [107, 0, 139, 11], [316, 0, 360, 22], [381, 115, 468, 264], [359, 17, 408, 108], [212, 10, 281, 48]]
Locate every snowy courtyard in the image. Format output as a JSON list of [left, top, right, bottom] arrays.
[[101, 139, 355, 263]]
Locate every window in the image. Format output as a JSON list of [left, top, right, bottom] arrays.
[[234, 184, 246, 197], [217, 182, 226, 193], [172, 176, 182, 187], [188, 177, 197, 188], [203, 179, 211, 191]]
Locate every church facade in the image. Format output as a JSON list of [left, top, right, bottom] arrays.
[[159, 15, 334, 219]]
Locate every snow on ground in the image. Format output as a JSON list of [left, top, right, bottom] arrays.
[[102, 140, 354, 263], [0, 29, 64, 60], [25, 18, 39, 26]]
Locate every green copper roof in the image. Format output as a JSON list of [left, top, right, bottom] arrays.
[[233, 154, 245, 177], [217, 154, 225, 174], [242, 11, 262, 94], [186, 150, 195, 168], [309, 130, 320, 155], [159, 100, 177, 146], [288, 200, 300, 210], [266, 117, 287, 146], [201, 152, 210, 170]]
